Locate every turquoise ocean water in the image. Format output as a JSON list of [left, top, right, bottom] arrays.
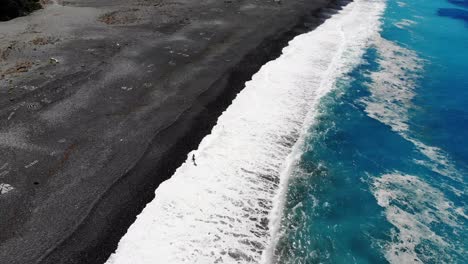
[[275, 0, 468, 263]]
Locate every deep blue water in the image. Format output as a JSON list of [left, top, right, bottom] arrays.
[[276, 0, 468, 263]]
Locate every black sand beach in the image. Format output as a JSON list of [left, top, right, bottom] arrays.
[[0, 0, 339, 263]]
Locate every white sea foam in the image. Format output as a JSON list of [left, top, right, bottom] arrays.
[[394, 19, 417, 29], [371, 173, 466, 263], [362, 37, 464, 183], [355, 8, 467, 263], [264, 0, 387, 262], [397, 1, 407, 7], [362, 36, 423, 133], [106, 1, 386, 263]]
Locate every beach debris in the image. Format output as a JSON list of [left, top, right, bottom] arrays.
[[30, 36, 59, 46], [7, 112, 15, 120], [41, 97, 52, 104], [0, 163, 8, 170], [146, 64, 155, 73], [25, 160, 39, 169], [0, 183, 14, 195], [0, 163, 10, 177], [15, 63, 31, 72], [121, 86, 133, 91], [98, 9, 139, 25], [26, 102, 42, 111], [21, 85, 38, 91], [49, 57, 59, 64], [3, 61, 33, 75]]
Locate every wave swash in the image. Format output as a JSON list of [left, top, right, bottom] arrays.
[[107, 0, 386, 263]]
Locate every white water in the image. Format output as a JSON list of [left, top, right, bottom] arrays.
[[362, 36, 464, 184], [361, 20, 466, 264], [106, 0, 385, 263], [371, 173, 466, 263]]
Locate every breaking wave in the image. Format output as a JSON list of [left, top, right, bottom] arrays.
[[106, 0, 386, 263]]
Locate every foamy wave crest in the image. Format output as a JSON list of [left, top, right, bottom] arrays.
[[371, 173, 467, 263], [362, 37, 464, 182], [106, 1, 385, 263], [264, 0, 387, 262]]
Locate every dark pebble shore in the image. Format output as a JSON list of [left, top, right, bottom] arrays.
[[0, 0, 347, 263]]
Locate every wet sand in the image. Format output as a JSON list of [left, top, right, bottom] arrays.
[[0, 0, 336, 263]]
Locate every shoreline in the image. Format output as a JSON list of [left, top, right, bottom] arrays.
[[0, 0, 341, 263], [44, 6, 344, 263], [106, 0, 359, 262]]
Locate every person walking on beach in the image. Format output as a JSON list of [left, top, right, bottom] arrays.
[[192, 154, 197, 166]]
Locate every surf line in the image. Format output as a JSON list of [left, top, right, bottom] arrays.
[[262, 0, 387, 262], [107, 0, 387, 263]]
